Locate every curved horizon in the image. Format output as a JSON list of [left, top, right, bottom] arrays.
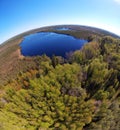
[[1, 24, 120, 45], [0, 0, 120, 44]]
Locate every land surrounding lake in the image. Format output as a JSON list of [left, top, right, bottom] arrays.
[[0, 25, 120, 130]]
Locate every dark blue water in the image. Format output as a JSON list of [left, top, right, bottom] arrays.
[[20, 32, 88, 58]]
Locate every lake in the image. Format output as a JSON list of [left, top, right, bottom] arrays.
[[55, 27, 71, 31], [20, 32, 88, 58]]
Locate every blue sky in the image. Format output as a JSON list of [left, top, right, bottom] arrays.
[[0, 0, 120, 44]]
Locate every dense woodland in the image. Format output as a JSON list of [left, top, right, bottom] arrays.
[[0, 35, 120, 130]]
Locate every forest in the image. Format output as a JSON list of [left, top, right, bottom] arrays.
[[0, 35, 120, 130]]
